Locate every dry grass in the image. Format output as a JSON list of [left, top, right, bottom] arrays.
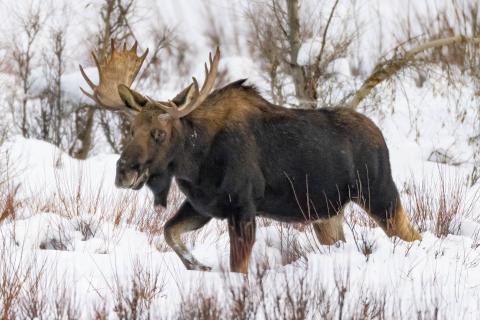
[[0, 154, 20, 224], [0, 157, 478, 318], [108, 261, 166, 320], [0, 120, 476, 320], [0, 184, 19, 223], [404, 170, 478, 237], [67, 258, 168, 320], [179, 283, 223, 320], [176, 261, 465, 320], [276, 223, 305, 266]]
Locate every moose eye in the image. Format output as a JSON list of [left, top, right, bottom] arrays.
[[150, 129, 166, 143]]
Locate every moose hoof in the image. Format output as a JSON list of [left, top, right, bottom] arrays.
[[185, 262, 212, 272]]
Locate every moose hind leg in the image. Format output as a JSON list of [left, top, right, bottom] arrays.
[[164, 201, 212, 271], [383, 202, 421, 241], [228, 215, 256, 274], [312, 211, 346, 245], [357, 184, 421, 242]]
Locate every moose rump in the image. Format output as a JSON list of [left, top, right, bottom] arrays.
[[250, 106, 419, 242]]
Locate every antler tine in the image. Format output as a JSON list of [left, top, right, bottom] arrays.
[[203, 63, 209, 90], [152, 99, 180, 118], [173, 47, 220, 118], [79, 39, 149, 112], [131, 41, 138, 53], [91, 52, 100, 69], [192, 77, 200, 96], [80, 87, 97, 102], [91, 53, 102, 82], [140, 48, 149, 60], [150, 47, 219, 119], [79, 64, 95, 90], [79, 86, 108, 109]]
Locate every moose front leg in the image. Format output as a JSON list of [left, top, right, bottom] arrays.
[[228, 215, 256, 274], [164, 201, 212, 271]]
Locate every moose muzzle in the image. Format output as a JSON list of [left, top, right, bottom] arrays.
[[115, 158, 149, 190]]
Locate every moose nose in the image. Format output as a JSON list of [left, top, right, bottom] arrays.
[[115, 158, 129, 187], [117, 158, 127, 171]]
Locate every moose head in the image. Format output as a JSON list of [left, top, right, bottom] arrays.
[[80, 41, 220, 191]]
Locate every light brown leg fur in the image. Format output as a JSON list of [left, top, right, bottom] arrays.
[[383, 206, 422, 242], [360, 203, 421, 242], [164, 202, 212, 271], [228, 216, 256, 274], [313, 212, 346, 245]]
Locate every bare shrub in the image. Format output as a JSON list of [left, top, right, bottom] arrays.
[[225, 276, 259, 319], [91, 302, 108, 320], [18, 264, 47, 320], [179, 212, 472, 319], [394, 1, 480, 71], [0, 154, 19, 223], [140, 22, 189, 86], [276, 223, 304, 266], [51, 281, 81, 320], [246, 0, 357, 107], [0, 184, 20, 223], [105, 260, 165, 320], [35, 25, 73, 151], [404, 170, 477, 237], [344, 205, 377, 260], [136, 182, 183, 236], [0, 238, 35, 319], [178, 284, 224, 320], [275, 271, 311, 320], [38, 222, 71, 251], [7, 3, 45, 138], [48, 161, 147, 225], [351, 288, 388, 320]]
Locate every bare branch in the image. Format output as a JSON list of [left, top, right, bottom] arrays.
[[349, 36, 480, 109], [314, 0, 340, 72]]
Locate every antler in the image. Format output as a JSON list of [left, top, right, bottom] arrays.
[[154, 47, 220, 118], [79, 40, 148, 111]]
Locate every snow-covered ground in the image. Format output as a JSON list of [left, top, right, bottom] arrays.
[[1, 0, 480, 318], [1, 71, 480, 318]]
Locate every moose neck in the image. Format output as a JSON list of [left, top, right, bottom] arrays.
[[170, 117, 213, 182]]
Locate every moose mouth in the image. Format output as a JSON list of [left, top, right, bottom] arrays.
[[130, 168, 150, 190], [116, 167, 150, 190]]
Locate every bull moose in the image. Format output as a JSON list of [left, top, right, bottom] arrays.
[[80, 41, 421, 273]]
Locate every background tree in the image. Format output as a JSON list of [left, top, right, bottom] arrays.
[[9, 4, 44, 137], [246, 0, 353, 108]]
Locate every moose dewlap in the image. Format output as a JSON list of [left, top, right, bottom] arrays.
[[80, 41, 421, 274]]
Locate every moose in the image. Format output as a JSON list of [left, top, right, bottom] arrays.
[[80, 41, 421, 273]]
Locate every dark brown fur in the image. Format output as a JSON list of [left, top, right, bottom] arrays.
[[116, 79, 421, 273]]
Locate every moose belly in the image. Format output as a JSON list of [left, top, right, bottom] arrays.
[[177, 174, 351, 222], [257, 194, 338, 223], [255, 171, 352, 223], [176, 180, 234, 219]]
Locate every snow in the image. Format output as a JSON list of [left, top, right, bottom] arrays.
[[2, 68, 480, 316], [1, 0, 480, 318], [30, 67, 100, 105]]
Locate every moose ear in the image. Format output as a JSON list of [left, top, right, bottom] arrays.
[[118, 84, 148, 113], [171, 82, 198, 107]]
